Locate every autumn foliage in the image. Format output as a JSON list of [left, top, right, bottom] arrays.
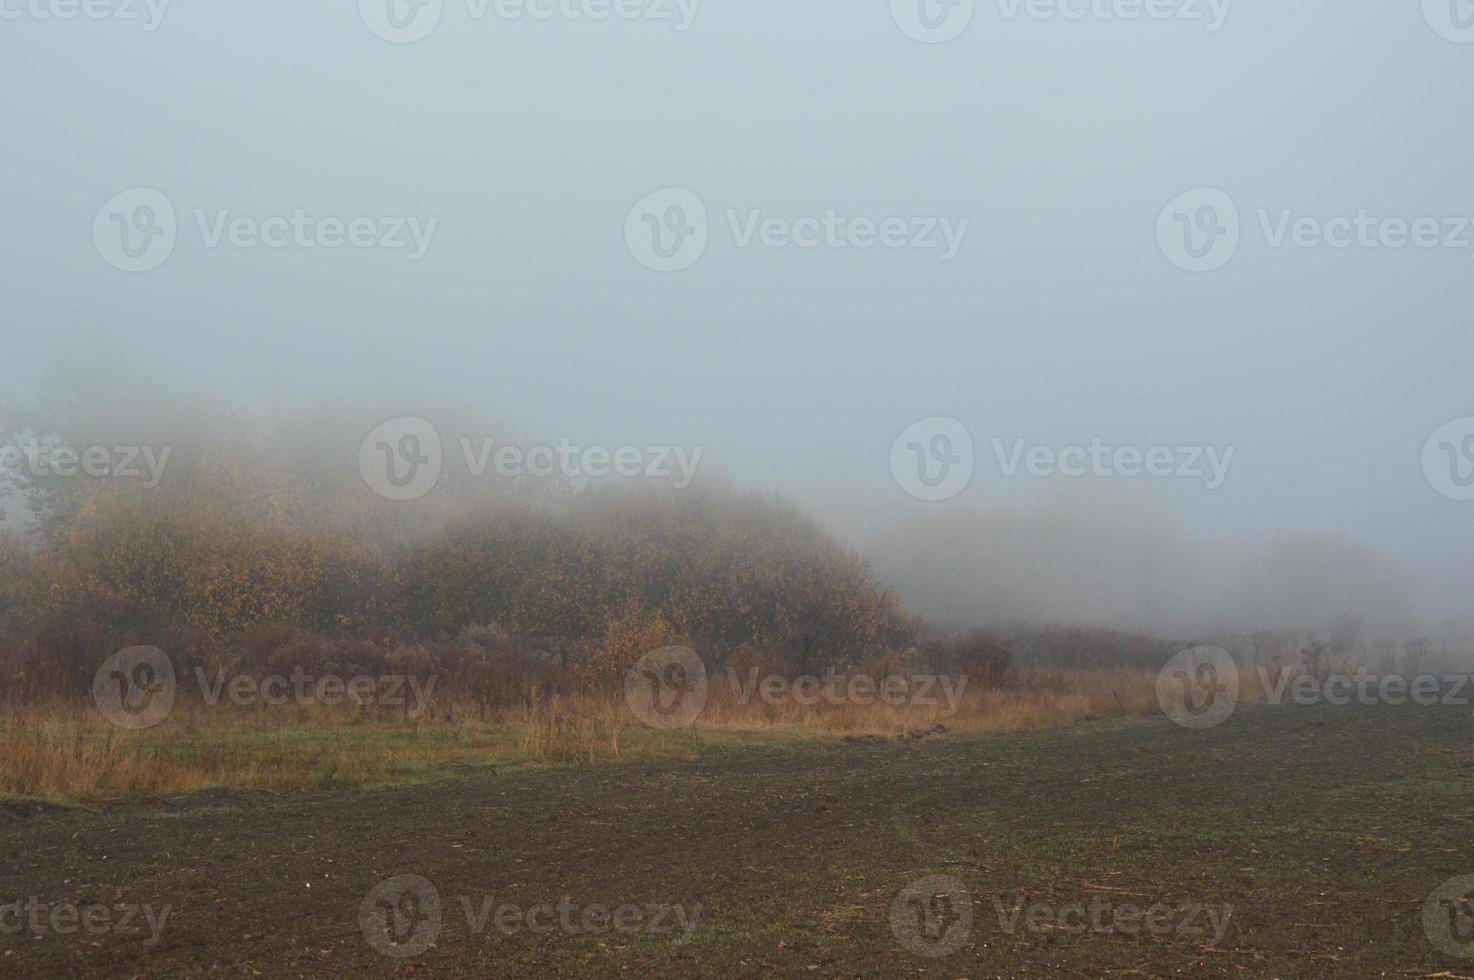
[[0, 399, 916, 700]]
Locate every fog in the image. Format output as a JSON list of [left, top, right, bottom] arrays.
[[862, 490, 1421, 643], [3, 1, 1471, 635]]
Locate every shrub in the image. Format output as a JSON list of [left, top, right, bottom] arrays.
[[946, 630, 1014, 688]]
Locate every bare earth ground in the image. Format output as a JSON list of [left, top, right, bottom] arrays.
[[3, 698, 1472, 978]]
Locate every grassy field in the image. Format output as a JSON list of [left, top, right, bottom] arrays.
[[2, 693, 1471, 977], [0, 667, 1164, 804]]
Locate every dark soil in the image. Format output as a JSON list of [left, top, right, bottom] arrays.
[[4, 699, 1472, 977]]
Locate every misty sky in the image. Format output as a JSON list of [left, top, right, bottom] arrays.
[[2, 1, 1471, 618]]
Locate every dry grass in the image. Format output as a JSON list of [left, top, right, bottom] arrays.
[[693, 666, 1164, 735], [0, 666, 1258, 805], [0, 701, 492, 802]]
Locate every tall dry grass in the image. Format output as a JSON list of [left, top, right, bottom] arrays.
[[0, 666, 1191, 804], [0, 694, 519, 801]]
